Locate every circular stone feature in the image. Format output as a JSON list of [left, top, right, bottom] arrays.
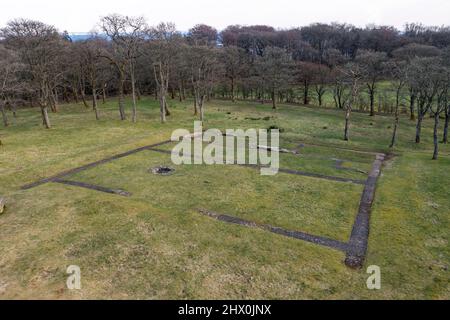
[[150, 166, 175, 176]]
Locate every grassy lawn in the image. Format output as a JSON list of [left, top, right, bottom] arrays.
[[68, 150, 363, 242], [0, 96, 448, 299]]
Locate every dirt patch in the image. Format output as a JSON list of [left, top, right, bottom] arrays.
[[150, 166, 175, 176]]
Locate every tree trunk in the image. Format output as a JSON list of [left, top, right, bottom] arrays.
[[160, 94, 166, 123], [390, 95, 400, 149], [344, 78, 359, 141], [179, 86, 183, 102], [409, 93, 416, 121], [63, 87, 70, 103], [317, 87, 323, 107], [155, 64, 169, 122], [51, 93, 58, 112], [443, 108, 449, 144], [415, 113, 423, 144], [80, 80, 90, 108], [0, 102, 8, 127], [344, 108, 351, 141], [102, 85, 106, 104], [165, 100, 171, 116], [49, 98, 56, 113], [39, 82, 52, 128], [390, 116, 399, 148], [137, 86, 141, 101], [118, 73, 126, 120], [53, 89, 59, 112], [199, 96, 204, 121], [41, 106, 51, 129], [130, 63, 137, 123], [432, 113, 439, 160], [334, 86, 345, 109], [11, 102, 17, 118], [231, 77, 235, 103], [369, 91, 375, 116], [303, 81, 309, 105], [193, 93, 198, 115], [271, 89, 276, 109], [80, 90, 89, 108], [92, 88, 99, 120], [72, 86, 79, 103]]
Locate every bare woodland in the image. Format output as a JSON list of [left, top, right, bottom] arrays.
[[1, 17, 450, 158]]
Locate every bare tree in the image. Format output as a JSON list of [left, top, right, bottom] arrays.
[[220, 46, 247, 103], [339, 62, 364, 141], [407, 85, 417, 121], [256, 47, 293, 109], [430, 66, 449, 159], [392, 43, 442, 121], [295, 61, 317, 105], [356, 50, 387, 116], [332, 67, 349, 109], [386, 60, 407, 148], [313, 64, 331, 107], [187, 24, 218, 46], [442, 47, 450, 144], [1, 19, 63, 128], [171, 45, 190, 102], [188, 46, 219, 121], [149, 22, 181, 123], [408, 57, 442, 143], [444, 100, 450, 144], [77, 37, 109, 120], [0, 45, 22, 127], [100, 14, 147, 122]]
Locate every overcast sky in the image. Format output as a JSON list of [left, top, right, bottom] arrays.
[[1, 0, 449, 32]]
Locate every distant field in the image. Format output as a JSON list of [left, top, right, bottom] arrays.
[[269, 80, 411, 113], [0, 97, 448, 299]]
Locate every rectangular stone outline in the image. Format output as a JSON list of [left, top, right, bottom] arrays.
[[344, 153, 385, 268], [198, 209, 350, 252], [196, 152, 386, 268], [20, 136, 386, 268], [147, 148, 366, 185], [20, 139, 172, 190], [54, 179, 132, 197]]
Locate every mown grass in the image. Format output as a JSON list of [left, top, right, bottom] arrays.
[[68, 150, 363, 242], [0, 96, 448, 299]]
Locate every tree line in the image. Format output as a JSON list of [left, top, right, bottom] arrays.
[[0, 15, 449, 158]]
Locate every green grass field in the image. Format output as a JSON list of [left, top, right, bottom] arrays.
[[0, 97, 448, 299]]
